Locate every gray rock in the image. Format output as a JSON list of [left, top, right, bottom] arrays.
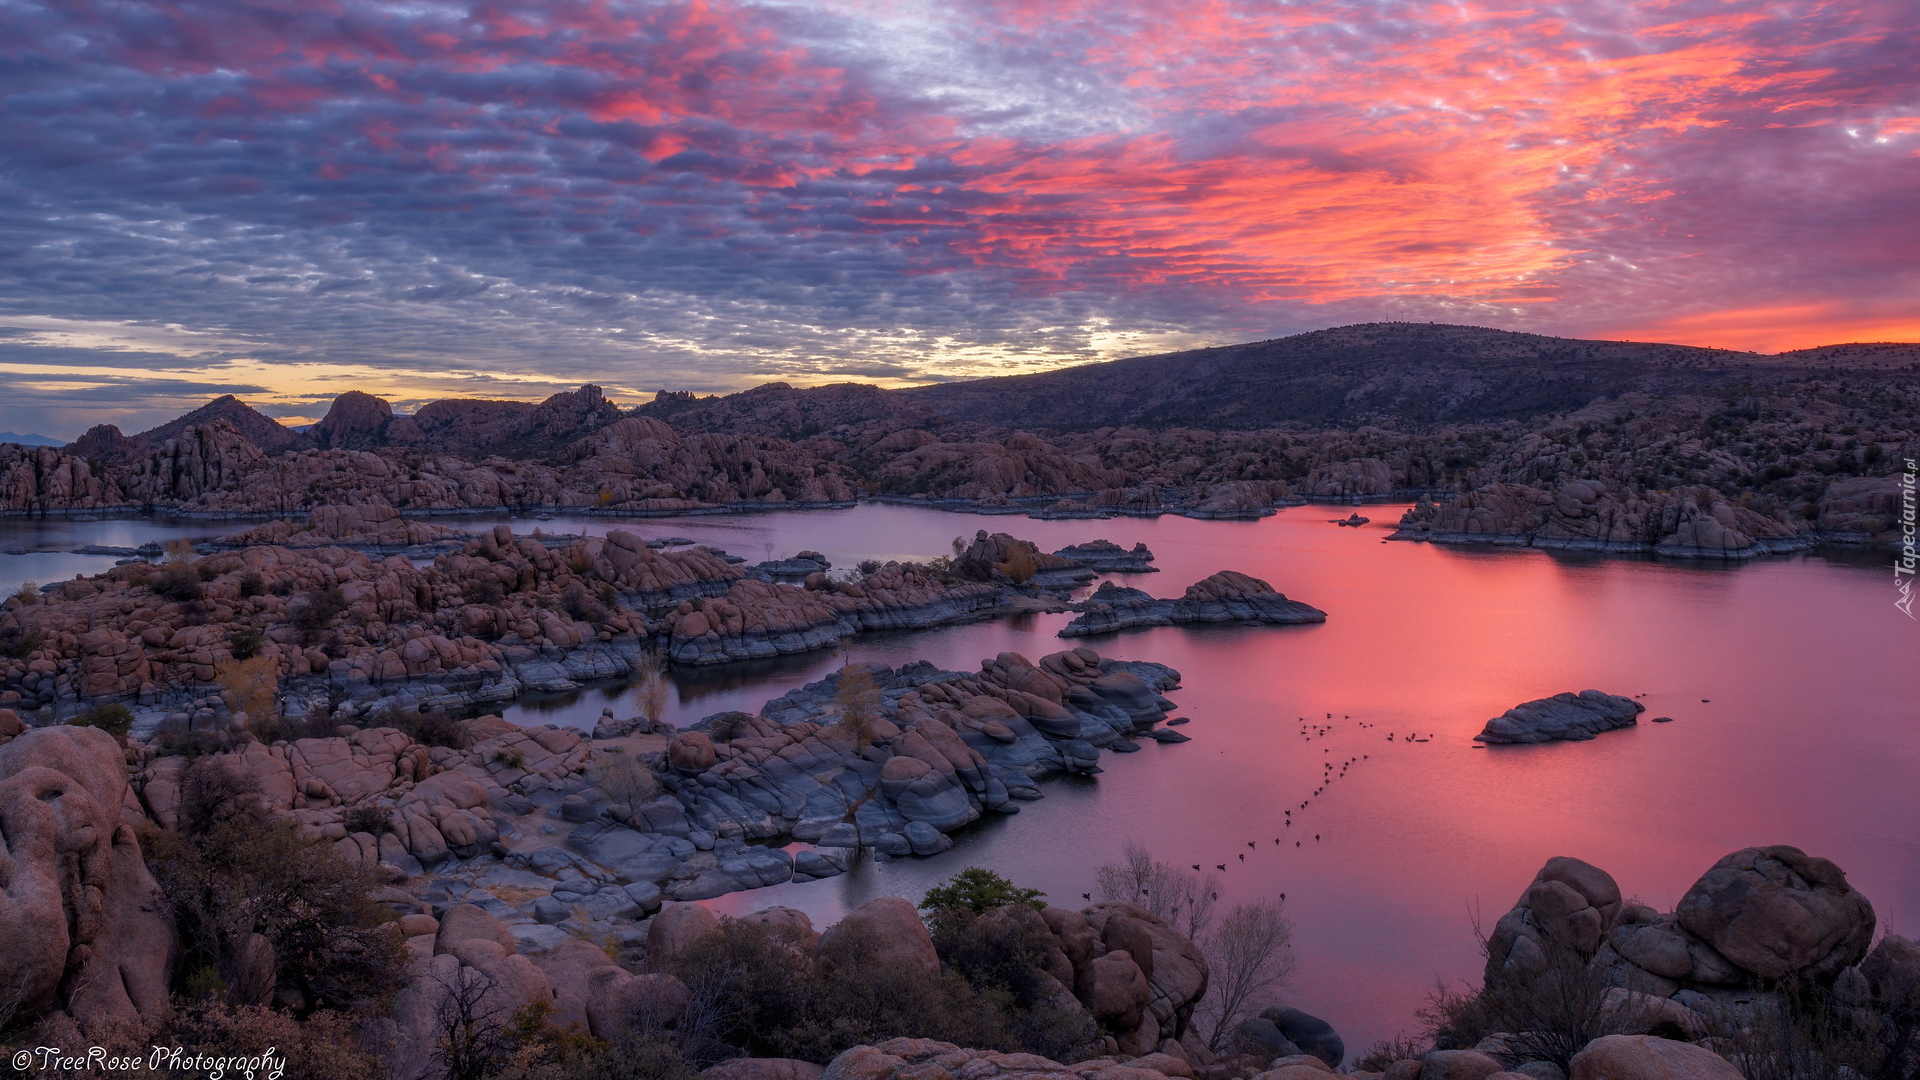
[[1262, 1004, 1343, 1068], [1476, 690, 1643, 744]]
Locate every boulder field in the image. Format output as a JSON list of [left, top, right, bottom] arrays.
[[125, 647, 1183, 938], [0, 518, 1213, 715], [5, 710, 1912, 1080]]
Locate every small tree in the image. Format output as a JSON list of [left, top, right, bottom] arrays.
[[1197, 898, 1296, 1049], [921, 868, 1047, 918], [1095, 839, 1220, 942], [429, 966, 515, 1080], [834, 664, 882, 747]]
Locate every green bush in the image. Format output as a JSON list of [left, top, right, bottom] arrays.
[[69, 702, 134, 742], [226, 626, 265, 660], [920, 867, 1046, 920]]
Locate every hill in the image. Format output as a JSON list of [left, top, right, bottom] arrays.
[[891, 323, 1916, 431]]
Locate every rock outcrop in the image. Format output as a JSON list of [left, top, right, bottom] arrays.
[[218, 498, 466, 552], [1474, 691, 1644, 745], [1393, 482, 1817, 559], [0, 725, 176, 1031], [1053, 540, 1159, 573], [1486, 848, 1883, 1035], [1061, 574, 1326, 637]]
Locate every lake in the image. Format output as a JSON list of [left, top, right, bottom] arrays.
[[6, 502, 1913, 1053]]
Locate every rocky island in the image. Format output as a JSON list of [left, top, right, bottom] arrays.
[[1060, 573, 1328, 637], [1475, 691, 1645, 744]]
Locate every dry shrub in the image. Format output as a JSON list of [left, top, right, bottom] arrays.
[[832, 665, 881, 747], [215, 654, 278, 724], [592, 753, 660, 816], [168, 1001, 385, 1080]]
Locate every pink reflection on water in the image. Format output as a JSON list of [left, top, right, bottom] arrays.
[[503, 503, 1916, 1052]]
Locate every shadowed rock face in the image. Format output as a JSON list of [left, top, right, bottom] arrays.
[[310, 390, 396, 450], [1676, 846, 1876, 981], [0, 726, 175, 1030]]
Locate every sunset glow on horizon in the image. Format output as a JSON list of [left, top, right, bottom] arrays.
[[2, 0, 1916, 436]]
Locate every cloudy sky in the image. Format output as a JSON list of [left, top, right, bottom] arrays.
[[2, 0, 1916, 439]]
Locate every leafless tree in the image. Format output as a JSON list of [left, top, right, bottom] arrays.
[[593, 751, 661, 819], [1197, 897, 1296, 1049], [428, 966, 513, 1080], [1095, 840, 1221, 941]]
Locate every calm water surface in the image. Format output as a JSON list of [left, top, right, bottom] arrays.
[[8, 504, 1913, 1052]]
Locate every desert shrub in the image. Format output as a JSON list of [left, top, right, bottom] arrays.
[[176, 755, 265, 837], [166, 1001, 384, 1080], [1425, 926, 1621, 1067], [146, 793, 409, 1013], [342, 805, 393, 836], [151, 561, 204, 603], [920, 867, 1047, 920], [215, 654, 278, 722], [292, 585, 347, 644], [68, 702, 134, 742], [833, 665, 882, 747], [592, 752, 660, 815], [631, 654, 670, 730], [1355, 1032, 1432, 1071], [1706, 975, 1919, 1080], [667, 917, 1017, 1063], [9, 580, 38, 606], [249, 705, 339, 744], [493, 747, 525, 769], [226, 626, 265, 660], [392, 709, 471, 749], [462, 578, 506, 606], [856, 559, 882, 576], [152, 716, 240, 759], [0, 623, 41, 659], [929, 905, 1097, 1060], [561, 580, 608, 623], [236, 571, 266, 598]]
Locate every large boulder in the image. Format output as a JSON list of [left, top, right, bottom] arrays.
[[669, 731, 718, 773], [0, 726, 176, 1029], [1488, 857, 1622, 981], [434, 903, 518, 955], [1568, 1035, 1744, 1080], [817, 896, 939, 977], [1675, 846, 1874, 981], [1261, 1005, 1343, 1068], [648, 902, 721, 961], [1419, 1050, 1504, 1080], [1082, 949, 1151, 1029]]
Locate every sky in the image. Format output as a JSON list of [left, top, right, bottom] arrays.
[[2, 0, 1917, 439]]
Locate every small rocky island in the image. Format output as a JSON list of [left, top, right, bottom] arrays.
[[1060, 572, 1327, 637], [1475, 690, 1645, 744]]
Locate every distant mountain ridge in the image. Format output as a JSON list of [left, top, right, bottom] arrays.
[[54, 323, 1920, 462], [0, 431, 60, 447]]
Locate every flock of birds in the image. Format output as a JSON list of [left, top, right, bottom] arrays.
[[1182, 711, 1437, 881]]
